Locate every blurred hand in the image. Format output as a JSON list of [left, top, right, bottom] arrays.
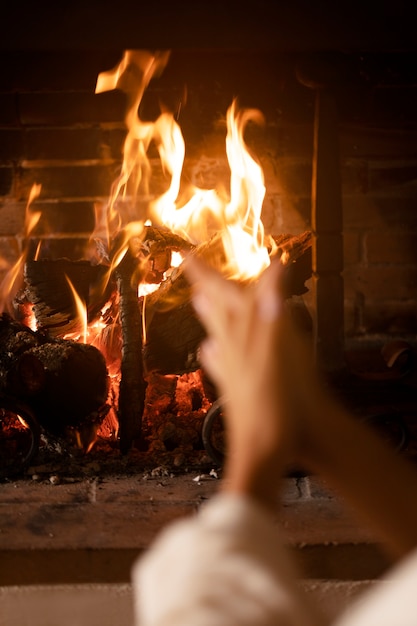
[[183, 255, 322, 506], [185, 254, 417, 553]]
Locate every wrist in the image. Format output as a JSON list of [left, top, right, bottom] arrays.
[[221, 439, 285, 512]]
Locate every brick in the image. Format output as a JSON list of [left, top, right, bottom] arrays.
[[340, 126, 417, 159], [366, 231, 417, 264], [103, 128, 127, 160], [344, 300, 361, 336], [0, 480, 91, 505], [16, 165, 117, 201], [269, 158, 312, 197], [306, 476, 333, 499], [0, 167, 14, 197], [0, 201, 25, 235], [363, 300, 417, 335], [0, 51, 122, 92], [0, 94, 18, 125], [19, 92, 126, 126], [183, 128, 227, 161], [0, 585, 134, 626], [29, 202, 96, 234], [343, 196, 417, 231], [0, 236, 20, 263], [274, 83, 315, 125], [0, 475, 376, 553], [342, 159, 370, 194], [0, 130, 24, 161], [29, 238, 93, 262], [94, 474, 219, 505], [184, 154, 229, 190], [261, 194, 310, 236], [157, 50, 314, 125], [281, 478, 304, 501], [342, 159, 417, 195], [271, 121, 314, 159], [369, 161, 417, 193], [343, 265, 417, 301], [25, 128, 106, 161], [343, 231, 361, 265]]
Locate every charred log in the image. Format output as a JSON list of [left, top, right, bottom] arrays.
[[272, 231, 312, 297], [143, 231, 312, 375], [0, 397, 40, 478], [141, 225, 194, 283], [0, 313, 109, 441], [23, 259, 112, 336], [115, 250, 147, 454], [142, 225, 194, 255]]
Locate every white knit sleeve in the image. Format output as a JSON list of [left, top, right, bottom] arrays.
[[132, 492, 325, 626]]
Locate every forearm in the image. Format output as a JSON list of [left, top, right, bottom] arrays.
[[219, 402, 288, 513]]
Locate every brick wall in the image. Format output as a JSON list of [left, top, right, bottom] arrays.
[[0, 49, 416, 346]]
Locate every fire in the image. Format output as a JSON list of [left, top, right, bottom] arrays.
[[95, 50, 171, 233], [0, 50, 280, 455], [65, 276, 88, 343], [0, 183, 42, 315], [95, 50, 275, 282]]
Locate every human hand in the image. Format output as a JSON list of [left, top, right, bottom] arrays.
[[185, 255, 417, 553], [183, 255, 323, 507]]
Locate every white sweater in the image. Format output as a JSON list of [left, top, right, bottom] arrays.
[[132, 493, 417, 626]]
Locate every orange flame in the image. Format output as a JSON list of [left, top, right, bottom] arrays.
[[65, 276, 88, 343], [0, 183, 42, 314], [95, 50, 170, 233], [97, 51, 274, 283], [150, 100, 271, 279]]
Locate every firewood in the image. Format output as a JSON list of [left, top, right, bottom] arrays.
[[24, 259, 112, 337], [142, 231, 312, 375], [272, 231, 312, 297], [0, 313, 109, 440], [115, 250, 147, 454], [141, 225, 194, 283]]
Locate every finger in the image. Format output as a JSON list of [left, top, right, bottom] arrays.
[[241, 259, 284, 368], [255, 257, 283, 322], [183, 255, 239, 304], [198, 337, 227, 392], [183, 255, 243, 334]]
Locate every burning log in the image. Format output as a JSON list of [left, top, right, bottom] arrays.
[[143, 288, 205, 376], [273, 231, 312, 297], [18, 229, 193, 454], [143, 230, 312, 375], [115, 250, 147, 454], [142, 225, 194, 283], [23, 259, 112, 336], [0, 394, 40, 478], [0, 313, 109, 447]]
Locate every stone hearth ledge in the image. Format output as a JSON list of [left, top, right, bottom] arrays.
[[0, 474, 393, 585], [0, 581, 379, 626]]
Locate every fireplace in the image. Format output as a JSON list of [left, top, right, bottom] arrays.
[[1, 37, 417, 479], [0, 7, 417, 622]]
